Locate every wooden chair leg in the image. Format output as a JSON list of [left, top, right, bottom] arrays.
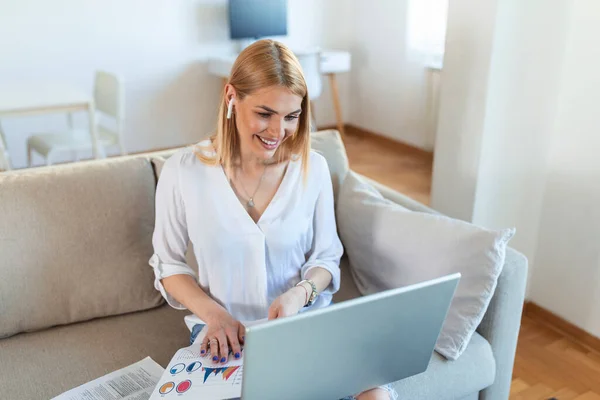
[[327, 73, 345, 135]]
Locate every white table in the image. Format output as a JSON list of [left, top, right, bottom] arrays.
[[0, 83, 98, 170], [208, 50, 351, 135]]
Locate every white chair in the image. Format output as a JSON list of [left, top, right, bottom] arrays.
[[0, 121, 11, 171], [27, 71, 126, 167], [296, 51, 322, 131]]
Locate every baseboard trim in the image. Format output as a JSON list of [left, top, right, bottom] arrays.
[[318, 123, 434, 159], [523, 301, 600, 354], [317, 124, 344, 134]]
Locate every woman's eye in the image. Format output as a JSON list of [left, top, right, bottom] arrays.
[[257, 112, 271, 119], [285, 115, 299, 121]]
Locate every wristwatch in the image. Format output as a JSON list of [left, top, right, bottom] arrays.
[[296, 279, 318, 307]]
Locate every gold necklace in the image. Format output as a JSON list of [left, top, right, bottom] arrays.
[[235, 164, 267, 208]]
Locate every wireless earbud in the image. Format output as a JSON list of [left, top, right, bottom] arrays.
[[226, 98, 235, 119]]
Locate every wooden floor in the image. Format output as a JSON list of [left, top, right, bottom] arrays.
[[342, 127, 600, 400], [512, 316, 600, 400], [342, 125, 433, 206]]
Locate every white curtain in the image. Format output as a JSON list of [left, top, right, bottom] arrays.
[[407, 0, 449, 67]]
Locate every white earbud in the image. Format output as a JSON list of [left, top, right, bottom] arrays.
[[226, 98, 235, 119]]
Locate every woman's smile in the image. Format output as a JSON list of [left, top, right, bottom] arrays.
[[254, 134, 281, 151]]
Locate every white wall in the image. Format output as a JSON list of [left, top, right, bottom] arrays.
[[432, 0, 570, 258], [429, 0, 501, 221], [0, 0, 431, 170], [471, 0, 571, 291], [529, 0, 600, 338], [0, 0, 348, 169], [0, 0, 231, 168], [344, 0, 433, 150], [433, 0, 600, 337]]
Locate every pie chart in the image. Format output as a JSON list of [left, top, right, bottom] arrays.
[[186, 361, 202, 373], [176, 379, 192, 394], [170, 363, 185, 374], [159, 382, 175, 394]]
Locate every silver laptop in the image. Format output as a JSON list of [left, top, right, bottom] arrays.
[[241, 273, 460, 400]]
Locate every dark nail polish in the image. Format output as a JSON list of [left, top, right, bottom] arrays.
[[212, 356, 218, 362], [220, 357, 226, 363], [235, 352, 240, 359], [242, 336, 245, 341], [201, 350, 205, 354]]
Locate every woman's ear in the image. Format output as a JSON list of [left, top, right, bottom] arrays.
[[224, 84, 237, 103]]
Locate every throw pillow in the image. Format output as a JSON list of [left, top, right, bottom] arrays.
[[336, 172, 515, 360]]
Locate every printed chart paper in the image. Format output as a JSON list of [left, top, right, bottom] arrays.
[[52, 357, 164, 400], [150, 319, 266, 400]]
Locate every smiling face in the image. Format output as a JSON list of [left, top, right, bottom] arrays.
[[228, 85, 303, 163]]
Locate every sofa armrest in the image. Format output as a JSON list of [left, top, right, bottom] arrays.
[[477, 248, 528, 400]]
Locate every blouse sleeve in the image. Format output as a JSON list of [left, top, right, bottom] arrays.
[[300, 156, 344, 295], [149, 154, 197, 310]]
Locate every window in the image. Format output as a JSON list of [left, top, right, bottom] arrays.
[[406, 0, 449, 67]]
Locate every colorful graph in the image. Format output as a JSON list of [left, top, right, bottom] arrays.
[[176, 379, 192, 394], [170, 363, 185, 375], [158, 382, 175, 394], [186, 361, 202, 373], [202, 366, 240, 383]]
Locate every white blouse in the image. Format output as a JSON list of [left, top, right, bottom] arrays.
[[149, 141, 344, 326]]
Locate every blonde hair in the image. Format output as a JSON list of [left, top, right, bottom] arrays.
[[195, 39, 311, 178]]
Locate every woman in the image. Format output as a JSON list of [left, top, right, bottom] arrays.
[[150, 39, 396, 400]]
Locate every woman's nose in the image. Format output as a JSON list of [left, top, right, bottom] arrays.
[[268, 116, 285, 136]]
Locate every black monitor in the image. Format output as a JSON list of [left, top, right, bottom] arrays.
[[228, 0, 287, 40]]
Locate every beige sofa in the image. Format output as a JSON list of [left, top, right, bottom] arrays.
[[0, 130, 527, 400]]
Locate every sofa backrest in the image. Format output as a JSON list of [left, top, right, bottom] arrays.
[[309, 130, 349, 199], [0, 129, 349, 339], [0, 156, 164, 339]]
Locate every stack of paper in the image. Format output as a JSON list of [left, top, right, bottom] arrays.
[[52, 357, 164, 400]]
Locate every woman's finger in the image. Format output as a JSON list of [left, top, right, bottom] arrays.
[[268, 303, 279, 320], [228, 328, 242, 361], [217, 332, 229, 364], [209, 337, 220, 363], [238, 323, 246, 346], [200, 335, 209, 357]]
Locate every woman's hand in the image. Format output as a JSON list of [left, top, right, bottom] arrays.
[[199, 309, 245, 364], [268, 286, 306, 320]]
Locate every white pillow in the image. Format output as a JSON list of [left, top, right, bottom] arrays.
[[336, 172, 515, 360]]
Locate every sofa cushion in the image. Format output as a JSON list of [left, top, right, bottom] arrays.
[[0, 305, 190, 399], [333, 258, 496, 399], [0, 157, 164, 339], [336, 172, 514, 360], [391, 332, 496, 399]]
